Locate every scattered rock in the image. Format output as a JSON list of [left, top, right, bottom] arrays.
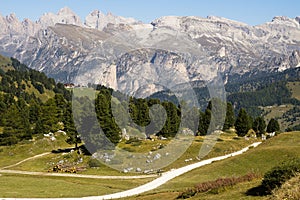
[[153, 153, 161, 160], [123, 167, 133, 173], [58, 160, 64, 165], [136, 168, 142, 172], [184, 158, 193, 162], [144, 169, 154, 174], [57, 130, 67, 135]]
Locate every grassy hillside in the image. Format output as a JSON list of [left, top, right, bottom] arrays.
[[1, 132, 298, 198], [1, 132, 255, 175], [0, 56, 66, 103], [258, 81, 300, 131], [0, 132, 72, 168], [124, 131, 300, 200], [0, 174, 152, 198], [0, 54, 13, 72]]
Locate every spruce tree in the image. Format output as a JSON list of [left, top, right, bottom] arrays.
[[267, 118, 280, 133], [198, 108, 211, 136], [253, 116, 266, 137], [64, 103, 81, 149], [223, 102, 235, 131], [235, 108, 251, 137]]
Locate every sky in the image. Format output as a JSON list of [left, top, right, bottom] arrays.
[[0, 0, 299, 26]]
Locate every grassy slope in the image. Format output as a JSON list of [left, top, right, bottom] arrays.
[[261, 104, 294, 131], [1, 131, 299, 199], [7, 133, 256, 176], [0, 55, 55, 102], [0, 132, 153, 198], [0, 54, 13, 72], [25, 80, 55, 102], [0, 132, 258, 198], [0, 133, 72, 168], [0, 173, 152, 198], [123, 131, 300, 200]]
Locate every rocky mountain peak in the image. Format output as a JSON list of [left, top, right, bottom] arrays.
[[57, 7, 76, 16], [4, 13, 25, 35], [5, 13, 19, 23], [38, 7, 82, 28], [84, 10, 138, 30], [270, 16, 299, 28]]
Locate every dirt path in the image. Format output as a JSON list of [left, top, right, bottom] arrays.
[[0, 142, 262, 200], [1, 152, 51, 170]]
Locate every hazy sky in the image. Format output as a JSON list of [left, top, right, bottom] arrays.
[[0, 0, 299, 26]]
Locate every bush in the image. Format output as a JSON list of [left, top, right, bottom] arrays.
[[32, 82, 44, 94], [88, 158, 102, 168], [261, 158, 300, 194], [0, 136, 18, 146]]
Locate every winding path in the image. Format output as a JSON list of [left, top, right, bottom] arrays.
[[0, 142, 261, 200], [1, 152, 51, 169]]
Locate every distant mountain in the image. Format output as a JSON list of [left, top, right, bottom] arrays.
[[0, 7, 299, 98]]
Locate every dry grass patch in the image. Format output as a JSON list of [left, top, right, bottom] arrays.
[[269, 173, 300, 200]]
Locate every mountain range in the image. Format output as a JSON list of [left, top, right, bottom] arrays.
[[0, 7, 300, 97]]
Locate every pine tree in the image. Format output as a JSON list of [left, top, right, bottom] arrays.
[[198, 108, 211, 136], [1, 103, 31, 145], [159, 101, 180, 137], [253, 116, 266, 137], [223, 102, 235, 131], [235, 108, 251, 137], [34, 98, 59, 134], [64, 103, 81, 149], [267, 118, 280, 133], [95, 89, 121, 144]]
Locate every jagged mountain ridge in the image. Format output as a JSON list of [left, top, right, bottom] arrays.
[[0, 7, 299, 97]]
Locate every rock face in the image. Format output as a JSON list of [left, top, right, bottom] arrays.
[[0, 7, 300, 97]]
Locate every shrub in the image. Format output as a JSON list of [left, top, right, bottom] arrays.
[[87, 158, 102, 168], [261, 158, 300, 194]]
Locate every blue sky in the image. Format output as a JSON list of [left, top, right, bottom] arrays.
[[0, 0, 299, 25]]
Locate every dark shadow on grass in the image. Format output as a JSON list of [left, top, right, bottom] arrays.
[[51, 145, 91, 155], [245, 185, 270, 196], [51, 147, 74, 153]]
